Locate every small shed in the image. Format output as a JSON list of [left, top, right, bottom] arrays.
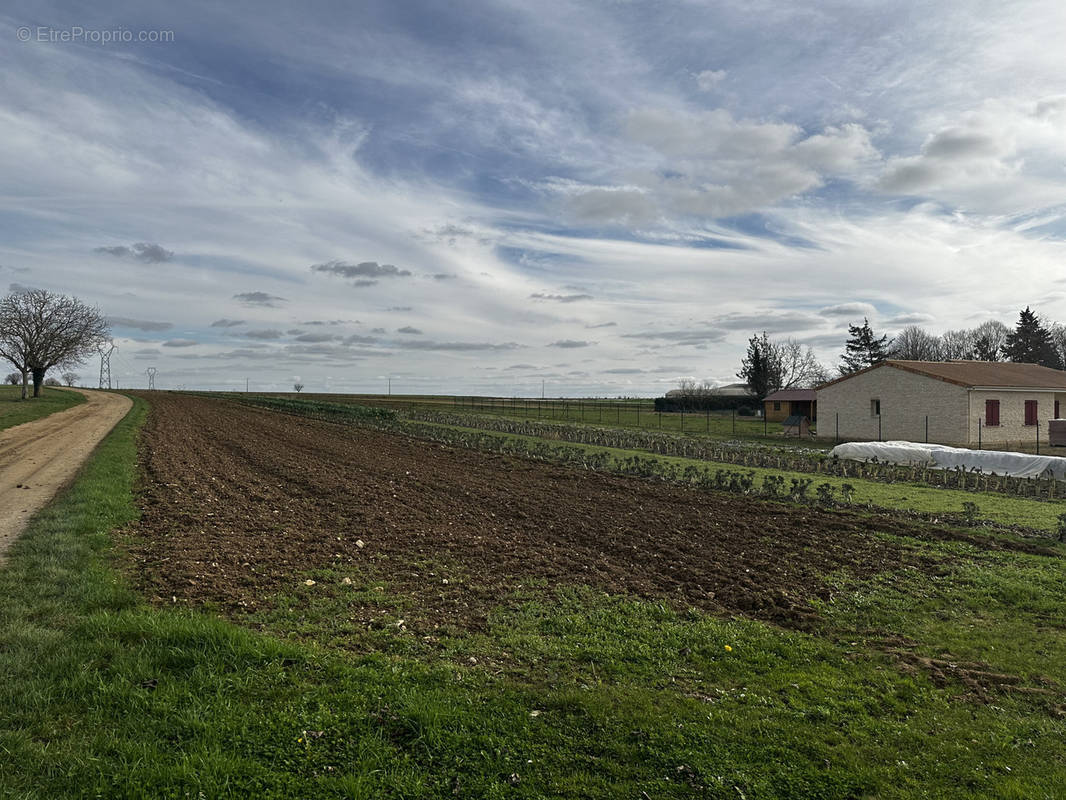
[[764, 389, 817, 422]]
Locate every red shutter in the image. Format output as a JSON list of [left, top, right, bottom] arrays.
[[985, 399, 999, 426], [1025, 400, 1038, 426]]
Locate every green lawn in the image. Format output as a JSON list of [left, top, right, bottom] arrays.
[[0, 384, 85, 432], [3, 394, 1066, 797]]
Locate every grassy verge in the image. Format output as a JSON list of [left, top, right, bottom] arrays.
[[0, 384, 84, 431], [4, 394, 1066, 797]]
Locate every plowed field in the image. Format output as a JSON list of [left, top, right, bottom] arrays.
[[131, 394, 950, 629]]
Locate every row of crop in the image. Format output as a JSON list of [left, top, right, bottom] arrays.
[[395, 407, 1066, 501], [216, 393, 1066, 503], [225, 400, 1058, 537]]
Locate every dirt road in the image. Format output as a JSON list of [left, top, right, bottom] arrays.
[[0, 389, 132, 561]]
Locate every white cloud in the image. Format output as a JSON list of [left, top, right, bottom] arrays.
[[694, 69, 727, 91]]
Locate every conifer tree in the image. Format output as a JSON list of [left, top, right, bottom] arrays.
[[839, 318, 891, 374], [1003, 307, 1062, 369]]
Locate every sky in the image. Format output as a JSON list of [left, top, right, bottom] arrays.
[[3, 0, 1066, 395]]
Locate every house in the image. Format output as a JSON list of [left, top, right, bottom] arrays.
[[816, 360, 1066, 446], [763, 388, 816, 422]]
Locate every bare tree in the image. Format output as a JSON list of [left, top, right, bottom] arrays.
[[44, 377, 62, 387], [940, 328, 975, 360], [4, 372, 20, 385], [293, 382, 304, 393], [62, 371, 79, 386], [775, 338, 829, 388], [971, 319, 1008, 362], [0, 289, 110, 398], [891, 326, 942, 360]]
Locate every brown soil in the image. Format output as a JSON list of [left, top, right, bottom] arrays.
[[0, 389, 132, 562], [130, 394, 952, 630]]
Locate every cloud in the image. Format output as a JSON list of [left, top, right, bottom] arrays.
[[387, 306, 413, 312], [162, 339, 198, 348], [549, 339, 593, 348], [210, 318, 245, 328], [394, 340, 521, 351], [244, 329, 284, 340], [694, 69, 727, 91], [818, 302, 878, 318], [585, 321, 617, 329], [604, 367, 643, 374], [530, 292, 594, 303], [886, 312, 936, 326], [432, 273, 457, 280], [311, 260, 412, 279], [397, 326, 423, 334], [711, 310, 825, 333], [233, 291, 286, 306], [107, 316, 173, 332], [94, 242, 174, 263], [8, 283, 39, 294], [621, 328, 728, 346], [293, 332, 337, 343]]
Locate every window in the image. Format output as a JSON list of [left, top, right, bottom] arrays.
[[870, 398, 880, 417], [1024, 399, 1038, 426], [985, 399, 1000, 426], [773, 401, 781, 411]]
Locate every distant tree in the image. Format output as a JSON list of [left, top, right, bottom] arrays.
[[775, 338, 830, 388], [1003, 307, 1061, 368], [737, 332, 780, 399], [293, 382, 304, 393], [840, 318, 892, 374], [62, 371, 78, 386], [0, 289, 109, 398], [891, 326, 942, 361], [738, 333, 827, 396], [1049, 323, 1066, 370], [4, 372, 20, 385], [44, 377, 62, 387], [940, 328, 975, 361], [971, 319, 1008, 361]]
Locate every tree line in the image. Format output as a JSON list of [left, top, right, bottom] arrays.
[[734, 306, 1065, 399]]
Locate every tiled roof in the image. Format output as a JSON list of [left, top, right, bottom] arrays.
[[819, 360, 1066, 390]]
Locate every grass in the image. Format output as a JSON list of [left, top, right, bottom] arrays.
[[3, 393, 1066, 797], [0, 384, 84, 431]]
